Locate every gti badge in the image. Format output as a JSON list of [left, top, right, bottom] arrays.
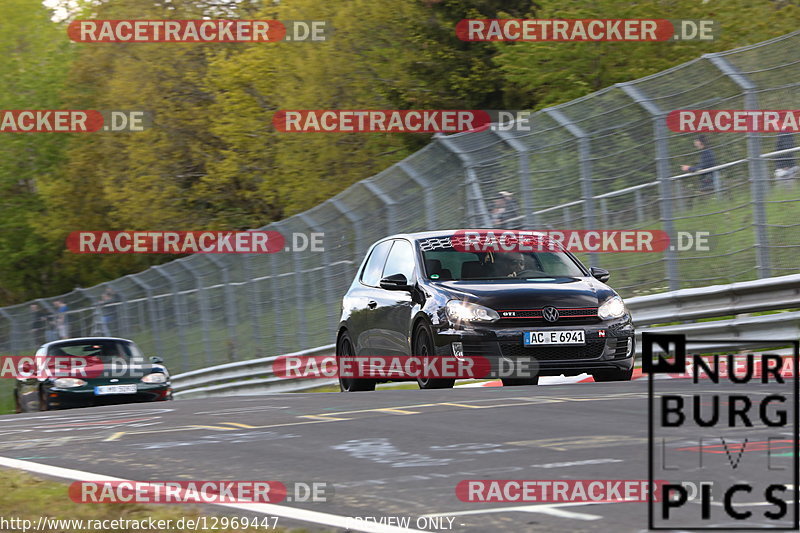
[[542, 306, 560, 322]]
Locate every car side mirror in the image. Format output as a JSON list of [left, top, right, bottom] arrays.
[[150, 356, 164, 364], [590, 267, 610, 282], [379, 273, 412, 291]]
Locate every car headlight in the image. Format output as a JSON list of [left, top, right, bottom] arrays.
[[445, 300, 500, 323], [141, 373, 168, 384], [597, 296, 627, 320], [53, 378, 86, 388]]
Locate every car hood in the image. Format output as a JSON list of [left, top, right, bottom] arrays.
[[434, 277, 605, 309]]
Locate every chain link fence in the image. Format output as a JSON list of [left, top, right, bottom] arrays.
[[2, 31, 799, 371]]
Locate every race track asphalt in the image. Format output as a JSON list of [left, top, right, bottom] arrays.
[[0, 378, 796, 532]]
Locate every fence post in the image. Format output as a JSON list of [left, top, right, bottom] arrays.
[[109, 284, 132, 338], [178, 261, 214, 367], [331, 198, 365, 257], [205, 255, 239, 362], [634, 189, 644, 222], [618, 82, 680, 291], [242, 253, 263, 357], [398, 161, 437, 228], [299, 212, 338, 338], [128, 274, 163, 355], [268, 252, 287, 354], [73, 288, 103, 336], [152, 265, 189, 372], [0, 309, 13, 353], [362, 180, 397, 235], [275, 222, 307, 351], [435, 134, 492, 227], [705, 53, 771, 278], [494, 129, 535, 227], [544, 108, 598, 267]]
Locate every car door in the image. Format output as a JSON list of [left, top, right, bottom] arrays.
[[348, 240, 393, 355], [371, 239, 417, 357]]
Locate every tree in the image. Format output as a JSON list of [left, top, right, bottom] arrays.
[[0, 0, 73, 304]]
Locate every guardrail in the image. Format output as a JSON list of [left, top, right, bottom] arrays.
[[171, 273, 800, 397], [172, 345, 336, 398]]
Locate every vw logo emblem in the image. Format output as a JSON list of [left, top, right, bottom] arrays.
[[542, 306, 560, 322]]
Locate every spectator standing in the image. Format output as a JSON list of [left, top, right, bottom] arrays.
[[53, 300, 69, 339], [490, 191, 522, 228], [99, 287, 120, 335], [774, 129, 798, 186], [681, 135, 716, 193]]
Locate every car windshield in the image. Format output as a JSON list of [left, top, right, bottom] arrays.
[[46, 340, 144, 362], [421, 243, 585, 281]]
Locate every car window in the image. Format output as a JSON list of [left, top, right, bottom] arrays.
[[382, 240, 416, 282], [47, 340, 143, 362], [421, 248, 584, 279], [535, 251, 585, 277], [360, 240, 393, 287]]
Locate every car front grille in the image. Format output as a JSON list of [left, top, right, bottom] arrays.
[[496, 307, 600, 327], [499, 339, 607, 361]]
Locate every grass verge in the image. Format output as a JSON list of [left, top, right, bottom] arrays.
[[0, 469, 317, 532]]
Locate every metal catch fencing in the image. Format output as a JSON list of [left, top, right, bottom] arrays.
[[1, 31, 799, 373]]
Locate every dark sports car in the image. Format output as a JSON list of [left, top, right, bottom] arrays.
[[14, 337, 172, 412], [336, 230, 635, 391]]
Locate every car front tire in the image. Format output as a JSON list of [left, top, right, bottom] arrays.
[[337, 331, 376, 392], [14, 391, 23, 413], [38, 387, 50, 411], [414, 323, 455, 390]]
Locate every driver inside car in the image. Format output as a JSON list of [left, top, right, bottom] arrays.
[[499, 252, 527, 277]]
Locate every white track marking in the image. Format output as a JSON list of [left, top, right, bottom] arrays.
[[422, 501, 607, 520], [0, 456, 423, 533]]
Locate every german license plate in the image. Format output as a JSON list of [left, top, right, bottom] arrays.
[[524, 330, 585, 345], [94, 384, 137, 395]]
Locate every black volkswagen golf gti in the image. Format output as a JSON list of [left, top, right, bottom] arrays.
[[336, 231, 635, 391]]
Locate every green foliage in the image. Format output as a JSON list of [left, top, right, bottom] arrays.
[[0, 0, 74, 304], [0, 0, 798, 302], [494, 0, 800, 108]]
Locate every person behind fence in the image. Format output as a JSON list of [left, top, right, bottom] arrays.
[[774, 129, 798, 185], [490, 191, 521, 228], [681, 134, 716, 192], [53, 299, 69, 339], [98, 288, 120, 335]]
